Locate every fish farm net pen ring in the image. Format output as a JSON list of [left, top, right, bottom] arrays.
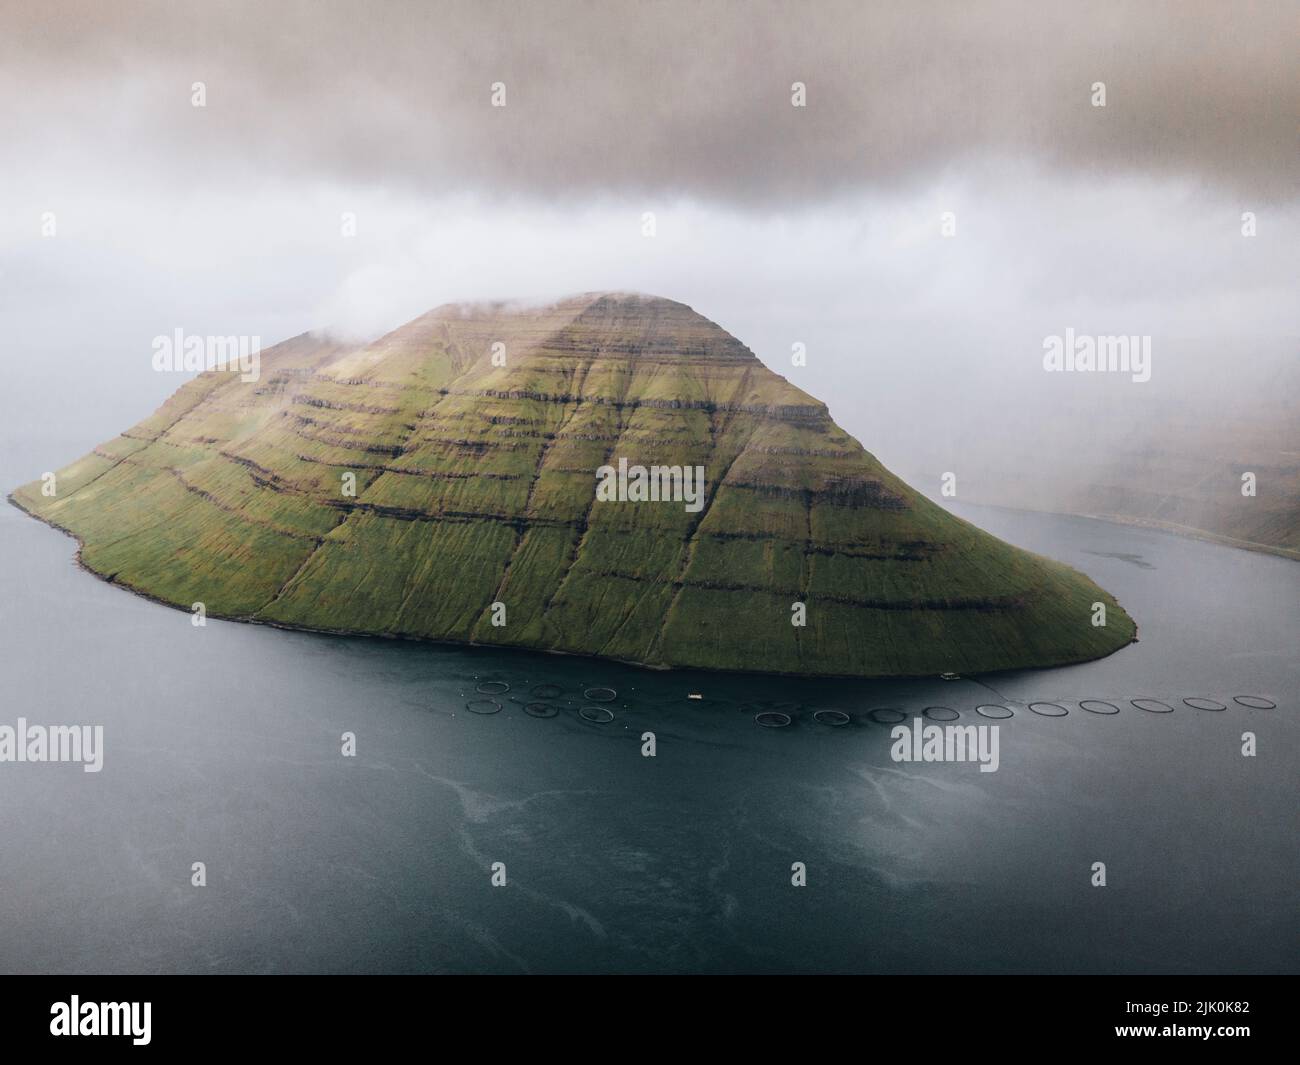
[[579, 706, 615, 724], [530, 684, 563, 699], [975, 704, 1014, 719], [475, 681, 510, 695], [1029, 702, 1068, 717], [1132, 698, 1174, 713], [755, 711, 792, 728], [466, 699, 503, 715], [583, 687, 617, 703], [923, 706, 960, 721], [1080, 700, 1121, 715], [867, 708, 906, 724], [812, 710, 851, 726], [1184, 697, 1227, 711], [524, 702, 559, 718], [1234, 696, 1277, 709]]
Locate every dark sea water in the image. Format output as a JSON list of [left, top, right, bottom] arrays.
[[0, 496, 1295, 974]]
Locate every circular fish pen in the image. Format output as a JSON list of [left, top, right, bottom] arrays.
[[755, 711, 793, 728], [1184, 697, 1227, 711], [1233, 696, 1276, 709], [530, 684, 564, 700], [524, 702, 559, 718], [1132, 698, 1175, 713], [578, 706, 615, 724], [975, 704, 1014, 719], [1080, 700, 1121, 715], [475, 681, 510, 695], [812, 710, 851, 727], [465, 698, 503, 715], [1029, 702, 1069, 717], [583, 687, 617, 703], [867, 708, 906, 725], [922, 706, 960, 722]]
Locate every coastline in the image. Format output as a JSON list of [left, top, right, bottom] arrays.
[[7, 490, 1139, 683], [949, 498, 1300, 563]]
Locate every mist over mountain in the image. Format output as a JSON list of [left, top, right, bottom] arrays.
[[3, 3, 1294, 551], [890, 338, 1300, 558]]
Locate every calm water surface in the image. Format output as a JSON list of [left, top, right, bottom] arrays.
[[0, 497, 1295, 973]]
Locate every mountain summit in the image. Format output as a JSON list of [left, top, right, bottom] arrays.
[[11, 293, 1135, 676]]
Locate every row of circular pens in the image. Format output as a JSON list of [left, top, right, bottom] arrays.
[[456, 680, 1279, 728]]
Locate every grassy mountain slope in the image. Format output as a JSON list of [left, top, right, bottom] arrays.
[[11, 293, 1136, 676]]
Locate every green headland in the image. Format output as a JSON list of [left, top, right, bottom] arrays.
[[10, 292, 1136, 676]]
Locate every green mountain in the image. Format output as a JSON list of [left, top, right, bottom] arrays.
[[10, 293, 1136, 676]]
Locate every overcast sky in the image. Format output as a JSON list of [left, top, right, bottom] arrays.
[[2, 0, 1296, 491]]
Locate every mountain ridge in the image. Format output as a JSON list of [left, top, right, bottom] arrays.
[[11, 292, 1137, 677]]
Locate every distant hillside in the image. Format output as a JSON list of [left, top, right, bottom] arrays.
[[11, 293, 1136, 677], [931, 358, 1300, 560]]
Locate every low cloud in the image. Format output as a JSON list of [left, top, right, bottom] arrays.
[[2, 0, 1296, 205]]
